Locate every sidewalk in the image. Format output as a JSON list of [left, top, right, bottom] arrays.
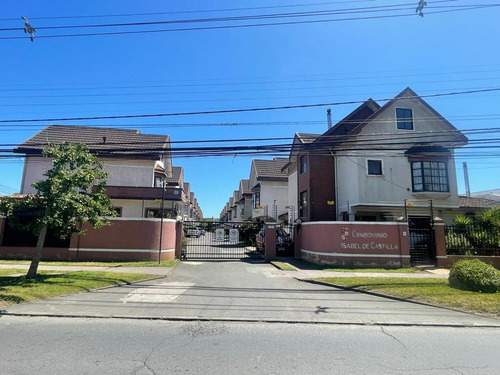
[[0, 260, 449, 279], [273, 259, 450, 280], [0, 263, 175, 276]]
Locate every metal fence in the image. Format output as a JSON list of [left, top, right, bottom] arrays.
[[182, 220, 264, 260], [445, 224, 500, 256]]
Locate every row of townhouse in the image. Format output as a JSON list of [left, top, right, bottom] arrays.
[[15, 125, 203, 222], [220, 158, 290, 223], [220, 87, 497, 228], [1, 124, 203, 261]]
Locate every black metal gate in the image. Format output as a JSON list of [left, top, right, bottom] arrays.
[[182, 220, 264, 260], [408, 217, 436, 265]]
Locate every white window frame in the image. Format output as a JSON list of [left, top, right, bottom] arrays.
[[395, 107, 414, 130], [366, 159, 383, 176]]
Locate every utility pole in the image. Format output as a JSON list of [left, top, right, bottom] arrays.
[[463, 162, 471, 197]]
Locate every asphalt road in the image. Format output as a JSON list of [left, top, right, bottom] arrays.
[[3, 261, 499, 327], [1, 316, 499, 374]]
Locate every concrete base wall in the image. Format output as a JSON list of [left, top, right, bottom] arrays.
[[297, 221, 411, 267], [0, 218, 177, 262]]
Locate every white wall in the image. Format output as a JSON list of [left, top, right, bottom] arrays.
[[336, 153, 460, 219], [101, 158, 156, 187], [335, 97, 462, 219], [21, 156, 157, 194], [260, 181, 289, 220]]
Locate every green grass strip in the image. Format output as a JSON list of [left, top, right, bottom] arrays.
[[271, 261, 297, 271], [316, 276, 500, 318], [0, 269, 26, 276], [0, 259, 178, 268], [0, 271, 154, 308]]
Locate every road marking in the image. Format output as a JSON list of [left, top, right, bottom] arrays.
[[121, 282, 195, 304]]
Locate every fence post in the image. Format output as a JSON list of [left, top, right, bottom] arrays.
[[396, 218, 411, 267], [294, 222, 302, 259], [175, 220, 183, 260], [264, 223, 276, 260], [433, 217, 447, 267]]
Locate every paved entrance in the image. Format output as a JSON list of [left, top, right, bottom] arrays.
[[183, 221, 264, 260], [3, 262, 499, 326]]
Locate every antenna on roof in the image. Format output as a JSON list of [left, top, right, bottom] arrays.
[[327, 108, 332, 130]]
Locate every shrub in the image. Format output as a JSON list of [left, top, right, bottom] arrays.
[[452, 215, 473, 232], [449, 259, 500, 293], [445, 232, 474, 255], [468, 230, 499, 251]]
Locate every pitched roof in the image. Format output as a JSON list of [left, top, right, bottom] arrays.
[[253, 158, 288, 181], [459, 195, 500, 209], [239, 179, 251, 195], [296, 133, 320, 144], [348, 87, 468, 145], [15, 125, 171, 160], [471, 189, 500, 201], [165, 166, 183, 186], [322, 99, 380, 137]]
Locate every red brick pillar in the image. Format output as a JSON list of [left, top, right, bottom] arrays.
[[396, 219, 410, 267], [264, 224, 276, 261], [175, 221, 183, 259], [433, 217, 447, 267]]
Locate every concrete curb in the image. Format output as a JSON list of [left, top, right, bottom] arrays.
[[1, 312, 499, 328]]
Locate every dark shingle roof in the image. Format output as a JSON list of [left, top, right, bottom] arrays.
[[240, 179, 251, 195], [459, 195, 500, 209], [15, 125, 170, 160], [254, 158, 288, 181], [165, 166, 183, 186]]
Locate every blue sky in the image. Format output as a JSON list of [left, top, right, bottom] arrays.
[[0, 1, 499, 217]]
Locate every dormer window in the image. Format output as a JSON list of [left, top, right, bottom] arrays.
[[396, 108, 413, 130]]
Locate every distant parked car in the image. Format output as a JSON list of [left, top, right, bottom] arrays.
[[255, 227, 293, 255], [185, 227, 201, 238]]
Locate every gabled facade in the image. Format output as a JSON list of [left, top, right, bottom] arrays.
[[248, 157, 289, 222], [238, 179, 252, 221], [14, 125, 204, 220], [288, 88, 468, 223]]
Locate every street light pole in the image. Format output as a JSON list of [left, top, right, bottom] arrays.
[[158, 177, 166, 264]]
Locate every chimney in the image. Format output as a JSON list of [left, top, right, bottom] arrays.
[[327, 108, 332, 130]]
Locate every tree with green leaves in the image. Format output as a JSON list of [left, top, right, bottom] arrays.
[[0, 142, 116, 278]]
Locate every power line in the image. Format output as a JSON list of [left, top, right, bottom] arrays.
[[0, 1, 377, 22], [0, 87, 498, 124], [0, 76, 498, 100], [0, 1, 459, 31], [0, 3, 496, 40]]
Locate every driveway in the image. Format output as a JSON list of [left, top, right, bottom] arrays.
[[2, 261, 499, 327]]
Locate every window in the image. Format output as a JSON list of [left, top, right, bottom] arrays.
[[411, 161, 449, 192], [300, 191, 308, 218], [145, 208, 175, 219], [300, 155, 307, 174], [367, 160, 382, 175], [396, 108, 413, 130], [114, 207, 122, 217], [154, 175, 165, 188], [253, 192, 260, 209]]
